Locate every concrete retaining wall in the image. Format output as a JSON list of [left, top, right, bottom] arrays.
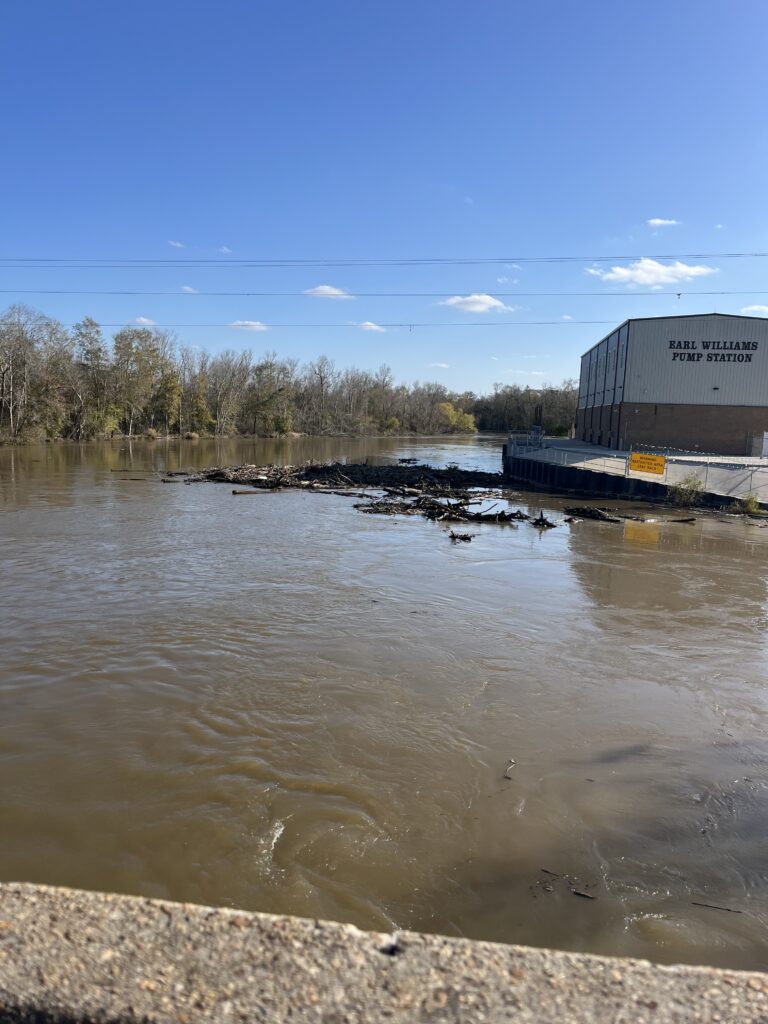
[[0, 882, 767, 1022]]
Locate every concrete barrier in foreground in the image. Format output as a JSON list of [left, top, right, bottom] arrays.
[[0, 882, 766, 1022]]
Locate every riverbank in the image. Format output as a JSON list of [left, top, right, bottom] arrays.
[[0, 428, 480, 446], [2, 883, 766, 1023]]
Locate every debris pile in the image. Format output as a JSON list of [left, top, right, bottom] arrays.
[[187, 460, 504, 494], [354, 494, 530, 525]]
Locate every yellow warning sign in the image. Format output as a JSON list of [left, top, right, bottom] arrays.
[[629, 452, 667, 476]]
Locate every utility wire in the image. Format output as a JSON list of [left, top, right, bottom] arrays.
[[0, 251, 767, 268], [57, 320, 618, 329], [0, 289, 766, 298]]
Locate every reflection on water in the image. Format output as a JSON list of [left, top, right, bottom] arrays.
[[2, 436, 768, 970]]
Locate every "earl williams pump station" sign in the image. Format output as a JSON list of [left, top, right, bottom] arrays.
[[669, 339, 759, 363]]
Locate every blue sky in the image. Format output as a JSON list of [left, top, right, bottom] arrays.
[[2, 0, 767, 393]]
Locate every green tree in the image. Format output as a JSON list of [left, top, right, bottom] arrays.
[[72, 318, 114, 437], [112, 327, 160, 435], [438, 401, 477, 433]]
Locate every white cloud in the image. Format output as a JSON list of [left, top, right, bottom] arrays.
[[359, 321, 385, 332], [181, 285, 197, 293], [506, 263, 521, 270], [429, 362, 450, 368], [135, 317, 156, 326], [219, 245, 232, 254], [741, 305, 768, 316], [508, 369, 545, 376], [715, 223, 724, 230], [647, 218, 679, 227], [441, 293, 515, 313], [496, 276, 509, 284], [463, 196, 474, 206], [304, 284, 353, 299], [168, 240, 184, 248], [586, 257, 717, 287], [491, 356, 499, 361], [230, 320, 269, 331], [562, 314, 573, 320]]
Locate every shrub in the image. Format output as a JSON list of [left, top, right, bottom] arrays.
[[668, 473, 705, 507], [183, 431, 199, 440], [737, 493, 761, 515], [145, 427, 158, 440]]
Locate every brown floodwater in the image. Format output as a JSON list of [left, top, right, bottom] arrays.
[[2, 435, 768, 970]]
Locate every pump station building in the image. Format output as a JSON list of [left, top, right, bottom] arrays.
[[575, 313, 768, 455]]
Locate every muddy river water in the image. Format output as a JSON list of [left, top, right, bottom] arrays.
[[1, 436, 768, 970]]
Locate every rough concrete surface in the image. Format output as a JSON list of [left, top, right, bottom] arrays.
[[0, 882, 766, 1023]]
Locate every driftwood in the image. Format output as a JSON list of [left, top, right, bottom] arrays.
[[354, 494, 527, 525], [563, 506, 622, 523], [564, 505, 698, 526], [448, 530, 474, 543], [531, 512, 557, 529]]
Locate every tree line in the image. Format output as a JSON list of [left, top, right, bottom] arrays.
[[0, 304, 577, 441]]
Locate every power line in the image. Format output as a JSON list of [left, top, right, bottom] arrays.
[[0, 251, 767, 268], [0, 289, 766, 298], [57, 320, 617, 329]]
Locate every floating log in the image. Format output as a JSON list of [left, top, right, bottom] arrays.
[[563, 506, 622, 523]]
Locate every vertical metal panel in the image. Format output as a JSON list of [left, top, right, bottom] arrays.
[[616, 323, 629, 404], [578, 353, 589, 409], [604, 331, 618, 405], [594, 340, 607, 407], [587, 346, 597, 407], [623, 315, 768, 405]]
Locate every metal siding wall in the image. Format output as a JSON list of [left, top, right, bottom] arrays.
[[623, 316, 768, 405]]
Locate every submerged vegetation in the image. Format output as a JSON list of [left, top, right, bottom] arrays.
[[0, 304, 577, 442]]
